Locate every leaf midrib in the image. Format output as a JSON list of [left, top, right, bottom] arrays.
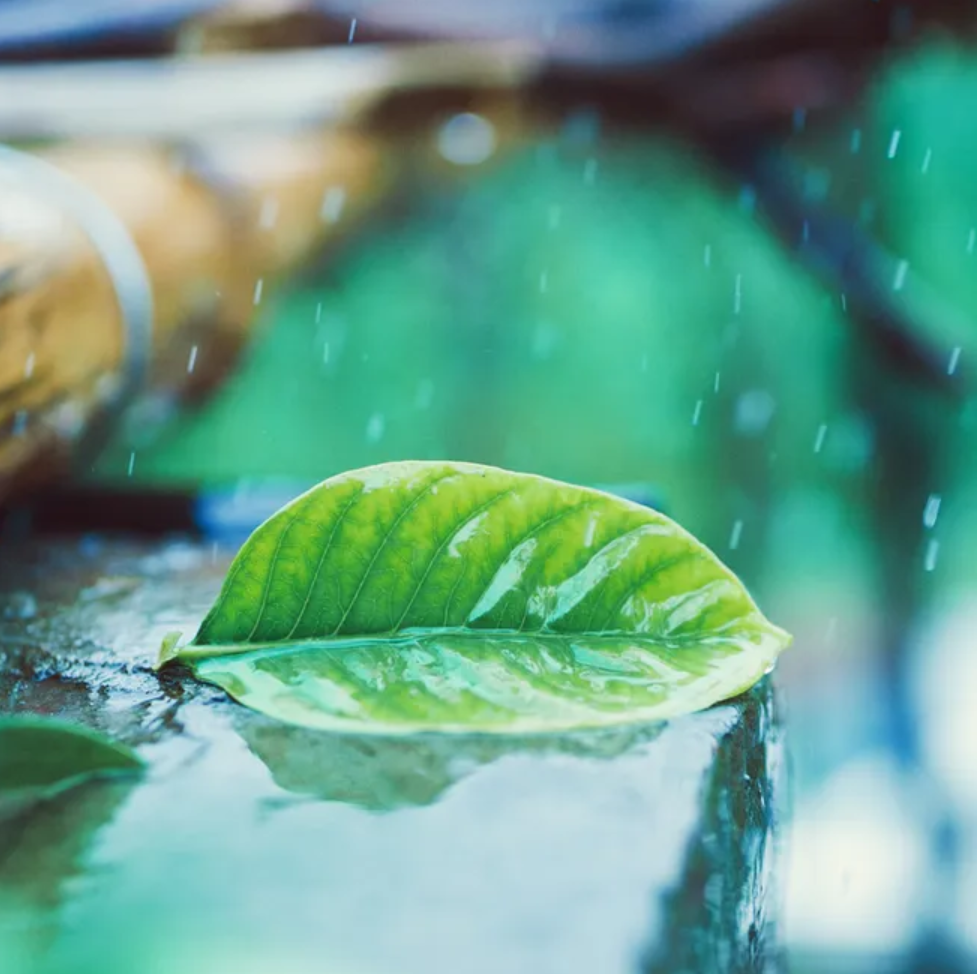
[[176, 620, 774, 664]]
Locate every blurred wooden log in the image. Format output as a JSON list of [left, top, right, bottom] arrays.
[[0, 40, 536, 504], [0, 128, 389, 501], [0, 179, 122, 498]]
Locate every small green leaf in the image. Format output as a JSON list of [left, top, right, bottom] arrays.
[[0, 717, 144, 813], [158, 630, 183, 668], [163, 461, 790, 733]]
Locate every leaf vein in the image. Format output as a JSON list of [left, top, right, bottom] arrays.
[[285, 483, 366, 639], [243, 495, 318, 642], [332, 470, 458, 635], [464, 499, 597, 629], [596, 549, 699, 632], [394, 486, 517, 631], [569, 523, 670, 632]]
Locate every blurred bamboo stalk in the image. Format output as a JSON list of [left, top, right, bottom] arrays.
[[0, 33, 535, 502], [0, 40, 536, 506], [0, 128, 389, 499]]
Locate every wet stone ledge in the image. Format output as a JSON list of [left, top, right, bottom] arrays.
[[0, 537, 785, 974]]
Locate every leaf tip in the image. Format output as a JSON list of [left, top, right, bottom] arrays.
[[776, 621, 794, 652], [156, 631, 184, 670]]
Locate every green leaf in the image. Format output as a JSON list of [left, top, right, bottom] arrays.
[[0, 717, 144, 815], [162, 461, 790, 733]]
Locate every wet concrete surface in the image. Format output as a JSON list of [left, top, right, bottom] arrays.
[[0, 535, 785, 974]]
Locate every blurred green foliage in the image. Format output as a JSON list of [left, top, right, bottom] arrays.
[[93, 40, 977, 607], [98, 137, 849, 489]]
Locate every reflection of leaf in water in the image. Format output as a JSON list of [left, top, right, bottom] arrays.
[[0, 780, 138, 964], [640, 678, 784, 973], [0, 718, 144, 966], [237, 712, 664, 812]]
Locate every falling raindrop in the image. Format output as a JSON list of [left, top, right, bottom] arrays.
[[259, 196, 279, 230], [734, 390, 776, 437], [729, 519, 743, 550], [53, 402, 84, 440], [713, 372, 721, 394], [804, 168, 832, 201], [841, 292, 848, 313], [703, 244, 712, 268], [825, 616, 838, 645], [415, 380, 434, 411], [315, 302, 322, 324], [850, 128, 862, 154], [924, 539, 939, 572], [24, 351, 34, 378], [127, 452, 136, 477], [320, 187, 346, 223], [348, 17, 357, 42], [437, 113, 496, 166], [968, 229, 975, 255], [887, 129, 902, 159], [948, 347, 961, 375], [733, 274, 742, 315], [531, 322, 558, 360], [923, 493, 941, 529], [366, 413, 385, 443], [187, 345, 198, 373], [253, 278, 264, 306], [813, 423, 828, 453], [893, 260, 909, 291], [561, 108, 600, 146], [921, 148, 932, 174], [826, 413, 875, 470], [692, 399, 703, 426]]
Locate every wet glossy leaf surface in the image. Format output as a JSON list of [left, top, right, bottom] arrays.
[[166, 461, 789, 732]]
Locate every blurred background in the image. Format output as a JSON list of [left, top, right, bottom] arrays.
[[3, 1, 977, 971]]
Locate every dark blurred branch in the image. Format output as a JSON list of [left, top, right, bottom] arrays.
[[713, 144, 971, 396]]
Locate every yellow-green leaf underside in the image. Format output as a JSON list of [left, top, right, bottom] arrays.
[[161, 461, 790, 733]]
